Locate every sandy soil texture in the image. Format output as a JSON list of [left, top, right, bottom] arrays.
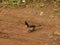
[[0, 5, 60, 45]]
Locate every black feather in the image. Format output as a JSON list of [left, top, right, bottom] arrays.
[[24, 21, 41, 32], [25, 21, 36, 32], [25, 21, 29, 27]]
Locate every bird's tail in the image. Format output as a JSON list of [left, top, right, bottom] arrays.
[[36, 25, 42, 27]]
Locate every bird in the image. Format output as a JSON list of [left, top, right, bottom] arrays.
[[25, 21, 41, 32]]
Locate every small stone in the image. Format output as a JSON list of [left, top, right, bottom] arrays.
[[40, 3, 45, 8], [54, 31, 60, 36], [40, 12, 44, 16], [26, 5, 29, 8]]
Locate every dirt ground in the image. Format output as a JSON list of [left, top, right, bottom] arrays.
[[0, 5, 60, 45]]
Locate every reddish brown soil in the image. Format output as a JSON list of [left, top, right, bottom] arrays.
[[0, 5, 60, 45]]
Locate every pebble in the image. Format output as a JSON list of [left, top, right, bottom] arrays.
[[40, 12, 44, 16], [54, 31, 60, 36]]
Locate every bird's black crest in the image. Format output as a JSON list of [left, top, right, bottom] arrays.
[[25, 21, 29, 27]]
